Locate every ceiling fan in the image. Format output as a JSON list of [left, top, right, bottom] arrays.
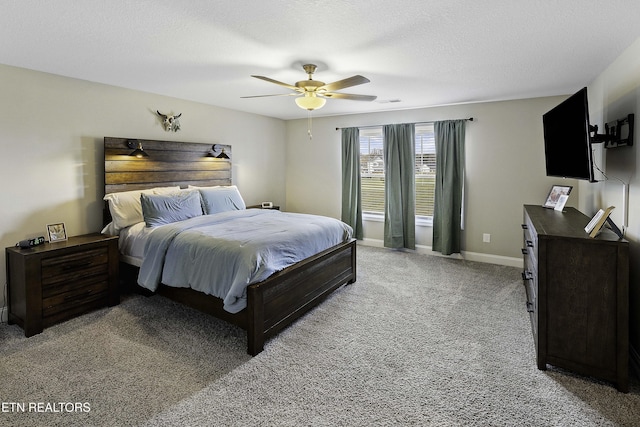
[[242, 64, 377, 111]]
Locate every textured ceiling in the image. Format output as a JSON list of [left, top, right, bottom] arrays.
[[2, 1, 640, 120]]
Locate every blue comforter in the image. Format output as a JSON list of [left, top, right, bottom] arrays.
[[138, 209, 353, 313]]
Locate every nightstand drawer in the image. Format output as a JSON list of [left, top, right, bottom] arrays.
[[42, 272, 110, 300], [43, 277, 109, 316], [41, 247, 109, 287]]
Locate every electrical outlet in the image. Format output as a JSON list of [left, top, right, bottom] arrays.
[[483, 233, 491, 243]]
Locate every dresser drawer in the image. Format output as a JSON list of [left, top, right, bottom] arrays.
[[522, 264, 537, 335], [522, 210, 539, 348], [521, 219, 538, 265], [522, 256, 537, 298]]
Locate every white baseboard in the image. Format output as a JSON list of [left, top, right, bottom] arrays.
[[462, 251, 523, 268], [1, 305, 7, 323], [358, 239, 523, 268]]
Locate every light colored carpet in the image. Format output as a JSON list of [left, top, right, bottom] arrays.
[[0, 245, 637, 426]]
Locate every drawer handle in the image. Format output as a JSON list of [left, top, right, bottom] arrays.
[[62, 262, 93, 270], [526, 301, 534, 313], [521, 224, 528, 230], [64, 290, 93, 300], [521, 248, 528, 255], [522, 271, 533, 281], [526, 240, 534, 248]]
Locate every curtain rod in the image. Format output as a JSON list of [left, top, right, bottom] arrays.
[[335, 117, 474, 131]]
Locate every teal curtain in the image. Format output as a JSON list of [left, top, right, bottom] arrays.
[[432, 120, 466, 255], [341, 127, 363, 239], [383, 124, 415, 249]]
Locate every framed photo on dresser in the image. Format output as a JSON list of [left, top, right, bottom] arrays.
[[543, 185, 572, 209]]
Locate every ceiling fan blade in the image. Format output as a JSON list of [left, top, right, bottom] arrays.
[[241, 93, 299, 98], [322, 92, 377, 101], [251, 75, 299, 91], [318, 75, 370, 92]]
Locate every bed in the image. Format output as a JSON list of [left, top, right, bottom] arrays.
[[103, 137, 356, 355]]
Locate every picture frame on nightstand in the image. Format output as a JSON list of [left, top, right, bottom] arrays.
[[46, 222, 67, 242]]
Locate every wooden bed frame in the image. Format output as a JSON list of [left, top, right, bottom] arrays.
[[104, 137, 356, 355]]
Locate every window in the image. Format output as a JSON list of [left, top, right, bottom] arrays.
[[359, 128, 385, 215], [414, 124, 436, 217], [359, 124, 436, 219]]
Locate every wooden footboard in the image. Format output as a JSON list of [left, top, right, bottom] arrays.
[[246, 238, 356, 355], [152, 239, 356, 355]]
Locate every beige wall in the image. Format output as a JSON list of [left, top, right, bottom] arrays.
[[581, 37, 640, 364], [285, 96, 573, 265], [0, 64, 286, 320]]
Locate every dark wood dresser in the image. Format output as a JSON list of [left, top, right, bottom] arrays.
[[6, 233, 119, 337], [522, 205, 629, 392]]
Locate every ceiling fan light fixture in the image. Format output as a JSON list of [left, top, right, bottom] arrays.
[[295, 93, 326, 111], [245, 63, 374, 119]]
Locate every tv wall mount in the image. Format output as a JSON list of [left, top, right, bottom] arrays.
[[590, 113, 634, 148]]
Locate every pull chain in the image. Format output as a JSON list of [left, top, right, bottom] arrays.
[[307, 110, 313, 140]]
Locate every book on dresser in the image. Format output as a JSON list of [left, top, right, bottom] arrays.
[[584, 205, 615, 237], [521, 205, 629, 392]]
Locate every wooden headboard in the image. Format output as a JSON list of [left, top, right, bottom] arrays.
[[104, 137, 232, 195], [103, 137, 232, 226]]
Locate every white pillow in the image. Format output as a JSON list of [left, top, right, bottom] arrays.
[[104, 186, 180, 232], [101, 221, 118, 236]]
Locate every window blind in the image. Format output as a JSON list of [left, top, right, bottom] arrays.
[[359, 129, 385, 214], [359, 124, 436, 218], [415, 124, 436, 217]]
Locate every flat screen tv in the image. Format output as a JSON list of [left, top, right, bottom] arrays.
[[542, 87, 595, 182]]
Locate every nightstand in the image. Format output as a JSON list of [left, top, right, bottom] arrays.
[[6, 233, 119, 337], [247, 204, 280, 210]]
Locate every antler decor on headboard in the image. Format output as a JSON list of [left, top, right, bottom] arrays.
[[104, 137, 232, 195]]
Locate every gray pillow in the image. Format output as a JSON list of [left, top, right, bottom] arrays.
[[140, 190, 203, 227], [197, 185, 246, 215]]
